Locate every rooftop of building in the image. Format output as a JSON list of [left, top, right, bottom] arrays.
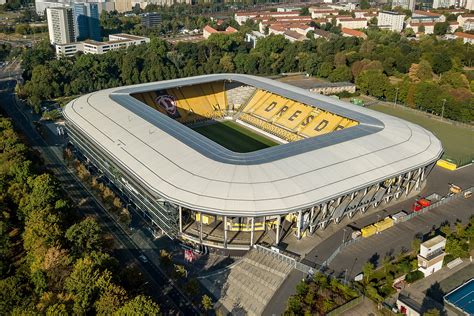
[[454, 32, 474, 39], [421, 235, 446, 248]]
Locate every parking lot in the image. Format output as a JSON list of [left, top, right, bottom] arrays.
[[331, 196, 474, 279]]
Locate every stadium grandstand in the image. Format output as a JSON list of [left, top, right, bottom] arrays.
[[64, 74, 443, 250]]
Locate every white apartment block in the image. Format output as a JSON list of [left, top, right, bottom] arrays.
[[466, 0, 474, 10], [47, 7, 75, 45], [36, 0, 114, 15], [418, 235, 446, 277], [377, 11, 406, 32], [336, 17, 368, 29], [457, 14, 474, 29], [56, 33, 150, 57]]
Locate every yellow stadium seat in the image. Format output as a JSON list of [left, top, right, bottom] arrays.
[[300, 112, 342, 137], [275, 102, 314, 130]]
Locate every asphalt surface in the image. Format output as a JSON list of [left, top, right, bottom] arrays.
[[0, 79, 198, 315], [302, 163, 474, 270]]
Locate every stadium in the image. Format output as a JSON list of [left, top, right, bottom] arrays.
[[63, 74, 443, 250]]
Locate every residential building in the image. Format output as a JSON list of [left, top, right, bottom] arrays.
[[234, 11, 299, 25], [454, 31, 474, 43], [36, 0, 70, 15], [276, 6, 301, 12], [283, 30, 307, 42], [407, 21, 435, 34], [202, 25, 237, 39], [268, 23, 313, 39], [457, 14, 474, 28], [448, 21, 460, 32], [114, 0, 132, 12], [377, 11, 406, 32], [391, 0, 415, 11], [411, 10, 446, 23], [140, 12, 161, 29], [56, 33, 150, 57], [463, 19, 474, 31], [341, 27, 367, 39], [245, 30, 265, 48], [397, 293, 422, 316], [418, 235, 446, 277], [335, 17, 368, 29], [309, 7, 338, 19], [312, 28, 334, 40], [466, 0, 474, 10], [36, 0, 113, 16], [258, 16, 312, 33], [74, 2, 101, 41], [47, 7, 76, 44]]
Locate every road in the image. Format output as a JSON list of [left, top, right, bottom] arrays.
[[0, 79, 199, 315]]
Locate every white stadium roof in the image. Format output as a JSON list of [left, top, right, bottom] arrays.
[[64, 74, 443, 217]]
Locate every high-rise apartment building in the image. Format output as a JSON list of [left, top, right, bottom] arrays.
[[74, 2, 101, 41], [140, 12, 162, 29], [377, 11, 405, 32], [47, 7, 76, 44]]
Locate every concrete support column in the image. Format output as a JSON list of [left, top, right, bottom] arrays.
[[199, 212, 203, 243], [275, 216, 281, 245], [178, 206, 183, 234], [296, 210, 302, 240], [224, 215, 228, 249], [250, 217, 255, 246], [322, 203, 328, 218], [406, 171, 412, 196], [309, 206, 315, 233]]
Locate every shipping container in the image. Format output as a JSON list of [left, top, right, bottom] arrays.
[[361, 224, 377, 238], [374, 217, 394, 232]]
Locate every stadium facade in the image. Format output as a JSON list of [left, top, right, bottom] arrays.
[[63, 74, 443, 250]]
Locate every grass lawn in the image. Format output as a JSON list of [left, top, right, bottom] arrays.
[[369, 104, 474, 165], [192, 120, 278, 153]]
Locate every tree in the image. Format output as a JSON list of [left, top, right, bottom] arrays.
[[431, 53, 452, 74], [329, 65, 352, 82], [362, 262, 374, 284], [201, 294, 213, 311], [360, 0, 370, 9], [317, 62, 333, 78], [355, 69, 391, 98], [423, 308, 441, 316], [65, 217, 103, 255], [434, 22, 449, 35], [114, 295, 160, 315]]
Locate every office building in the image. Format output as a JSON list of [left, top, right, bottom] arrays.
[[377, 11, 406, 32], [418, 235, 446, 277], [47, 7, 76, 44], [140, 12, 162, 29], [56, 33, 150, 57], [74, 3, 101, 41]]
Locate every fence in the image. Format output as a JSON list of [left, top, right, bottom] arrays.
[[323, 187, 474, 267], [326, 296, 364, 316]]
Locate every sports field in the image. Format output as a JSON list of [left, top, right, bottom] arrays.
[[192, 120, 278, 153], [369, 104, 474, 165]]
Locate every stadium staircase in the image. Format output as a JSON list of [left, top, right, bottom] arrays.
[[225, 82, 256, 113], [217, 248, 293, 315]]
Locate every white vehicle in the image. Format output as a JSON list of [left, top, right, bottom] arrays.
[[138, 254, 149, 263]]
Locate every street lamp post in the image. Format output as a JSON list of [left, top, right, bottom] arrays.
[[394, 87, 399, 106]]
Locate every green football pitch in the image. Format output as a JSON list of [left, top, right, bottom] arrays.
[[369, 104, 474, 166], [192, 120, 278, 153]]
